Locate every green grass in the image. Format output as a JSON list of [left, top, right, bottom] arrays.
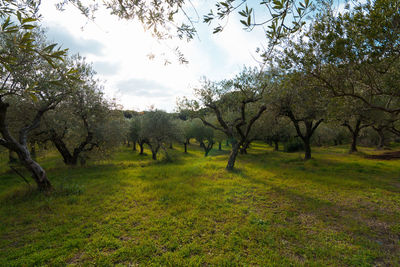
[[0, 143, 400, 266]]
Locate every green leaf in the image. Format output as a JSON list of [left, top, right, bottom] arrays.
[[2, 16, 11, 31], [21, 18, 37, 24], [22, 24, 36, 30], [67, 68, 79, 74], [213, 26, 222, 34], [16, 11, 22, 23], [49, 80, 64, 87], [221, 2, 229, 8], [29, 92, 38, 102], [45, 44, 57, 52]]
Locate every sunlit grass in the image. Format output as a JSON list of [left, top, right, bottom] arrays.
[[0, 143, 399, 265]]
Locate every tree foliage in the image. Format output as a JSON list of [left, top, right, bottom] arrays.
[[140, 110, 177, 160], [179, 67, 272, 169], [0, 22, 78, 190]]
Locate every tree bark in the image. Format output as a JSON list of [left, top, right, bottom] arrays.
[[16, 146, 51, 191], [148, 143, 160, 160], [200, 141, 213, 157], [377, 131, 385, 150], [274, 140, 279, 151], [226, 142, 240, 170], [350, 132, 359, 153], [240, 140, 251, 154], [139, 142, 144, 155], [0, 101, 52, 191], [345, 121, 360, 153], [133, 141, 136, 151], [52, 137, 78, 165], [343, 119, 370, 154], [286, 114, 323, 160], [49, 124, 96, 166], [218, 141, 222, 151], [374, 127, 386, 150], [184, 142, 187, 153], [304, 139, 312, 160]]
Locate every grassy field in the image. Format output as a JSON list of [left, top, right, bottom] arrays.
[[0, 143, 399, 266]]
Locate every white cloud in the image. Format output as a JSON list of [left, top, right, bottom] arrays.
[[39, 1, 266, 111], [46, 24, 104, 56]]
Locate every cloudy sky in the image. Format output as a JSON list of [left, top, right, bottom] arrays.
[[39, 1, 267, 112]]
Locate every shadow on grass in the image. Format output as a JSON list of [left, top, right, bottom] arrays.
[[265, 182, 399, 258], [240, 150, 400, 193]]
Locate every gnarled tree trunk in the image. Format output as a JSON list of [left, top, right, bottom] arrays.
[[0, 101, 52, 191], [343, 119, 369, 154], [200, 141, 214, 157], [273, 140, 279, 151], [226, 142, 240, 170], [304, 139, 312, 160], [16, 147, 51, 191], [350, 132, 359, 153], [147, 142, 160, 160], [51, 131, 95, 166], [52, 136, 78, 165], [139, 143, 144, 154], [286, 111, 323, 160], [377, 130, 385, 150], [240, 140, 251, 154], [373, 126, 386, 150]]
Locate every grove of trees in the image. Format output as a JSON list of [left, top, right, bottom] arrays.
[[1, 0, 399, 192]]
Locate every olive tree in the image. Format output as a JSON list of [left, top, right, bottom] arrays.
[[37, 74, 125, 165], [127, 114, 148, 155], [191, 119, 215, 157], [326, 98, 373, 153], [128, 116, 141, 151], [289, 1, 400, 131], [179, 67, 271, 170], [271, 72, 327, 160], [0, 23, 75, 190], [140, 110, 177, 160], [31, 56, 118, 165], [214, 128, 226, 151], [257, 112, 292, 151], [175, 119, 195, 153], [369, 111, 398, 150]]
